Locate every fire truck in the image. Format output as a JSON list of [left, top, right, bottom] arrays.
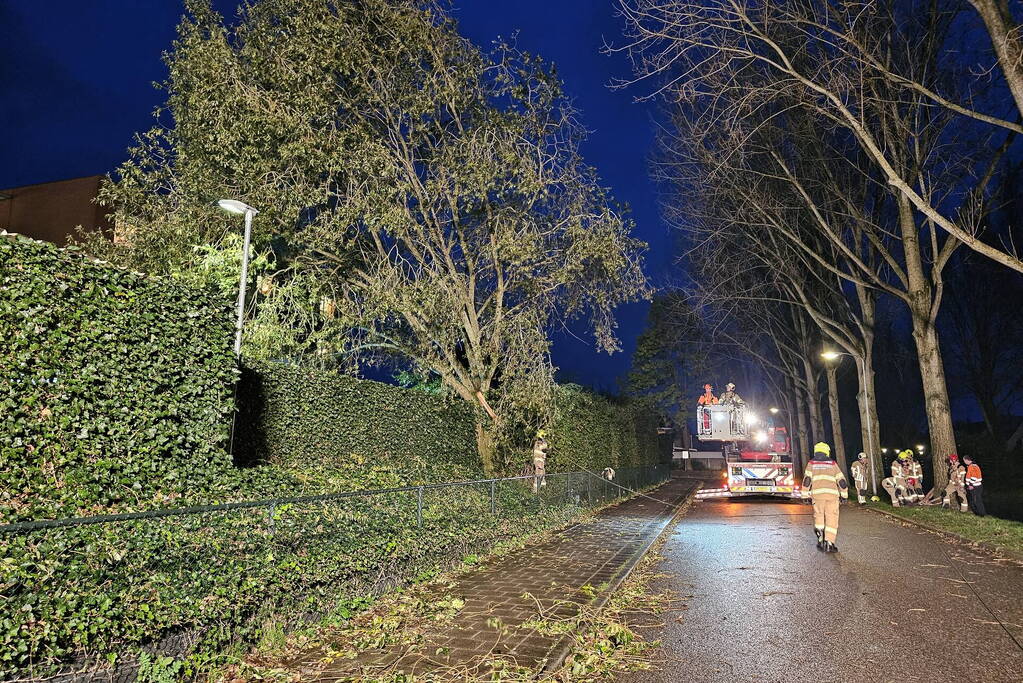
[[693, 404, 799, 499]]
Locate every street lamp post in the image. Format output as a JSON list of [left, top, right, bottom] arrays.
[[217, 199, 259, 357], [821, 350, 878, 496]]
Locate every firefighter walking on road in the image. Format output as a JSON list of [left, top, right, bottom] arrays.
[[802, 442, 849, 553], [850, 452, 869, 505], [942, 453, 969, 512], [963, 454, 986, 517]]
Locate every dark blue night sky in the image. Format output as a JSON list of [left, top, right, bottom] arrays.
[[1, 0, 673, 392]]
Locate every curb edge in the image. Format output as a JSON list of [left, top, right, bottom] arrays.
[[538, 477, 704, 678]]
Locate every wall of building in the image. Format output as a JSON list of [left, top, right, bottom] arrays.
[[0, 175, 110, 245]]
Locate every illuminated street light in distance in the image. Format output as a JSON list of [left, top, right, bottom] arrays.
[[916, 444, 925, 452], [820, 350, 841, 360], [769, 407, 779, 414]]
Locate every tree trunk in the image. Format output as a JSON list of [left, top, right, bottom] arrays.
[[825, 364, 848, 474], [855, 288, 882, 492], [475, 422, 499, 477], [857, 342, 882, 494], [780, 385, 802, 479], [976, 393, 1000, 441], [910, 319, 955, 491], [897, 194, 954, 492], [802, 358, 824, 445], [969, 0, 1023, 121], [792, 377, 810, 472]]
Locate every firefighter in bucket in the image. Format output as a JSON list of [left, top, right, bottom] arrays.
[[698, 383, 718, 432]]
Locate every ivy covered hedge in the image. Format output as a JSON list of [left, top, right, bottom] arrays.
[[0, 234, 237, 523], [0, 235, 666, 677], [236, 360, 480, 474], [234, 366, 665, 477], [548, 384, 670, 472]]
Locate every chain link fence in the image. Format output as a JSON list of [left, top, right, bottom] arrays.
[[1, 465, 670, 682], [0, 465, 670, 536]]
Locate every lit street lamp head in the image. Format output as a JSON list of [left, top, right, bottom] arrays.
[[769, 407, 779, 414], [820, 350, 841, 361], [217, 199, 259, 215]]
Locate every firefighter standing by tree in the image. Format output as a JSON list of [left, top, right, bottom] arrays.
[[963, 454, 987, 517], [802, 442, 849, 552], [532, 430, 549, 493], [850, 452, 870, 505], [882, 451, 912, 507], [942, 453, 969, 512]]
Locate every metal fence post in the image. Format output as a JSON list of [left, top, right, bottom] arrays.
[[416, 486, 423, 528], [490, 480, 496, 515]]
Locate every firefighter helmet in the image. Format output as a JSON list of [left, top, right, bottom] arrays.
[[897, 449, 912, 460], [814, 442, 831, 456], [726, 382, 736, 390], [948, 452, 959, 462], [536, 429, 547, 439], [857, 451, 867, 460]]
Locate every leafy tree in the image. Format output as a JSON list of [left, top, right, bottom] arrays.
[[86, 0, 648, 472], [626, 293, 708, 438]]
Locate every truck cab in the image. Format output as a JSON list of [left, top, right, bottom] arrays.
[[695, 406, 799, 499], [724, 427, 796, 496]]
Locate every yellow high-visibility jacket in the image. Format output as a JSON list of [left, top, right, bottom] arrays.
[[802, 459, 849, 499]]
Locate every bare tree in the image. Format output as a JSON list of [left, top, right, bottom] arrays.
[[615, 0, 1022, 271], [614, 0, 1023, 489], [967, 0, 1023, 122]]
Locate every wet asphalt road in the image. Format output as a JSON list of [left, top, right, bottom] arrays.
[[621, 497, 1023, 683]]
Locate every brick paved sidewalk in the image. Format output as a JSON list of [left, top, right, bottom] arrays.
[[298, 473, 701, 681]]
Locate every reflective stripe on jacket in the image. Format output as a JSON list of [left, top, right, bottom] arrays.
[[851, 461, 868, 484], [802, 459, 849, 499], [965, 463, 983, 487]]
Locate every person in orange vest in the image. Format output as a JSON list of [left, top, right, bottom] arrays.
[[962, 454, 986, 517], [697, 383, 717, 432], [698, 383, 718, 405], [802, 442, 849, 552]]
